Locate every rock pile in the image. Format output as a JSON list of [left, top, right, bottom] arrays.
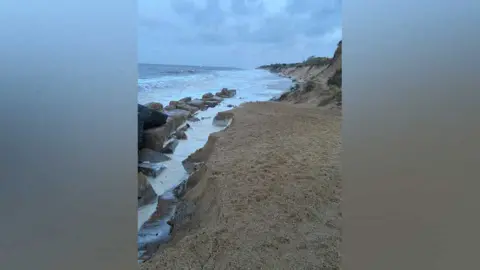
[[137, 88, 238, 207], [216, 88, 236, 98]]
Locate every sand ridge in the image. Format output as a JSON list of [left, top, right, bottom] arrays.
[[141, 102, 342, 270]]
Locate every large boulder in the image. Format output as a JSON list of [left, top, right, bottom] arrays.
[[138, 104, 168, 130], [169, 100, 179, 107], [213, 111, 234, 127], [204, 100, 220, 108], [204, 95, 223, 102], [138, 162, 166, 178], [165, 109, 191, 123], [202, 92, 214, 100], [143, 110, 188, 151], [138, 148, 171, 163], [164, 105, 176, 111], [138, 104, 168, 149], [138, 172, 157, 207], [215, 88, 236, 98], [145, 102, 163, 112], [179, 97, 192, 103], [187, 99, 206, 110], [176, 102, 200, 114]]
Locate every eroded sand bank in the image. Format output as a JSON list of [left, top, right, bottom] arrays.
[[141, 101, 342, 269]]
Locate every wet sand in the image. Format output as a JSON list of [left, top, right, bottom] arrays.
[[141, 102, 342, 269]]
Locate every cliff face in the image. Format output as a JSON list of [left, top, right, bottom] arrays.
[[259, 40, 342, 106], [323, 40, 342, 86]]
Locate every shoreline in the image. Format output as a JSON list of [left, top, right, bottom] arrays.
[[137, 89, 260, 262]]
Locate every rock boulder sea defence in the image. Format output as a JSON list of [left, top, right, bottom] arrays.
[[138, 172, 157, 207], [145, 102, 164, 112], [202, 92, 214, 99], [138, 104, 168, 130], [175, 102, 199, 114], [187, 99, 207, 110], [215, 88, 237, 98], [202, 95, 223, 108], [213, 110, 234, 127], [138, 104, 169, 149], [138, 148, 171, 163], [143, 110, 189, 152], [179, 97, 192, 103], [138, 162, 167, 178], [204, 100, 220, 108], [206, 95, 224, 102]]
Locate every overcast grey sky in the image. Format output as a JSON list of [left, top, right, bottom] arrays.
[[138, 0, 342, 68]]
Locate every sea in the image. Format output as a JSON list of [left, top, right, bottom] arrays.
[[136, 63, 291, 262], [137, 63, 291, 105]]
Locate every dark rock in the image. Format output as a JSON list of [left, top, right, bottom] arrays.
[[213, 111, 234, 127], [201, 116, 212, 120], [215, 88, 236, 98], [138, 104, 168, 130], [205, 96, 223, 102], [227, 104, 235, 108], [164, 109, 191, 119], [145, 102, 163, 112], [138, 162, 167, 178], [161, 139, 179, 154], [168, 100, 179, 108], [143, 110, 188, 151], [164, 105, 175, 111], [176, 102, 200, 114], [202, 92, 214, 100], [187, 99, 206, 110], [138, 104, 168, 150], [138, 172, 157, 207], [204, 100, 220, 108], [179, 97, 192, 103], [138, 118, 145, 149], [139, 148, 171, 163]]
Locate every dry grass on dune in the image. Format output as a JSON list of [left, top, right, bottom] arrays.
[[141, 102, 342, 270]]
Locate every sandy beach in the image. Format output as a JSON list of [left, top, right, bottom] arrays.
[[140, 101, 342, 269]]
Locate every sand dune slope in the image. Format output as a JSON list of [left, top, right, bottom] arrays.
[[141, 102, 342, 270]]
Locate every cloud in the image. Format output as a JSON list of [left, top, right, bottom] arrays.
[[138, 0, 342, 68]]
